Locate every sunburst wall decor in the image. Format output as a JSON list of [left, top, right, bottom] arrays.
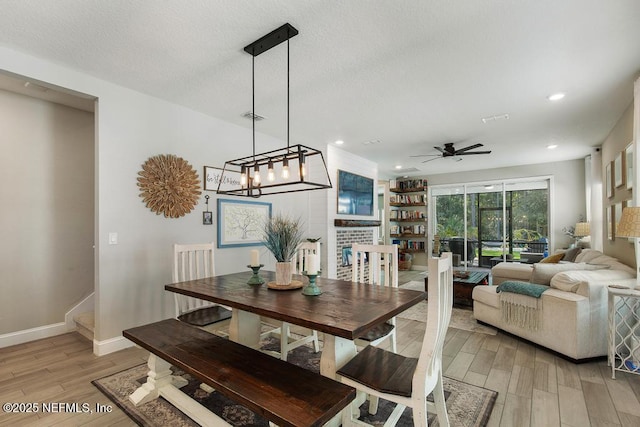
[[137, 154, 201, 218]]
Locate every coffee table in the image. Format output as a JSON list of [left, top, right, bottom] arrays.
[[424, 270, 489, 307]]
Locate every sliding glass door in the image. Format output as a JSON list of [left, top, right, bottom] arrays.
[[431, 179, 549, 268]]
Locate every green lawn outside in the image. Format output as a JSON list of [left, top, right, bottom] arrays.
[[476, 249, 522, 260]]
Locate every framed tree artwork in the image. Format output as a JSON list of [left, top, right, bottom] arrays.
[[217, 199, 271, 248]]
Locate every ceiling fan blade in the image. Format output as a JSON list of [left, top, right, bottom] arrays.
[[421, 157, 442, 163], [434, 146, 446, 154], [455, 143, 483, 154], [457, 150, 492, 155]]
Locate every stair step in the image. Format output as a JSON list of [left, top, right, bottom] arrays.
[[74, 312, 94, 341]]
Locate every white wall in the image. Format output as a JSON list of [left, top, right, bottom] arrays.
[[0, 47, 312, 352], [326, 145, 378, 278], [425, 159, 586, 252], [0, 89, 94, 334], [600, 101, 634, 268]]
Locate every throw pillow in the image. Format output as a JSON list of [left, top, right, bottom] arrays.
[[540, 253, 564, 263], [550, 272, 585, 293], [562, 247, 582, 262]]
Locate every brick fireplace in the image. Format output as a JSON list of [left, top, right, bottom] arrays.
[[335, 228, 375, 280]]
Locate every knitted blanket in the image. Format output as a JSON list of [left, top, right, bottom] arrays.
[[496, 280, 548, 297], [496, 281, 548, 331]]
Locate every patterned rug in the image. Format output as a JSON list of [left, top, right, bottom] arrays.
[[398, 281, 497, 335], [93, 338, 497, 427]]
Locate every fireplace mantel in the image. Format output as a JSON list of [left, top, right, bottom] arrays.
[[334, 219, 381, 227]]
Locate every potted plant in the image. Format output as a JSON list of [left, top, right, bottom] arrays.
[[262, 214, 304, 286]]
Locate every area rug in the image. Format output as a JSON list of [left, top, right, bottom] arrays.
[[93, 338, 497, 427], [399, 281, 497, 335]]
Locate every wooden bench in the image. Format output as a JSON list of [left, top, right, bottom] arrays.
[[123, 319, 355, 427]]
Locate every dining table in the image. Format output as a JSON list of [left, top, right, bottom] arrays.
[[166, 270, 426, 377], [165, 270, 426, 425]]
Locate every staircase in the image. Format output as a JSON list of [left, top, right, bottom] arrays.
[[74, 312, 94, 341]]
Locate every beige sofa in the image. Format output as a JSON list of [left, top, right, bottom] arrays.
[[473, 249, 636, 361]]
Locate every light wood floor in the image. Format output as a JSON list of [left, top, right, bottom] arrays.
[[1, 270, 639, 426]]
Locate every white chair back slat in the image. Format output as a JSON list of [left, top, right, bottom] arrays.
[[351, 243, 399, 353], [352, 243, 399, 288], [173, 243, 216, 316], [413, 252, 453, 400]]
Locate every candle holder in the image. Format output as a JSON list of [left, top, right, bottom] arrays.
[[302, 271, 322, 296], [247, 264, 265, 285]]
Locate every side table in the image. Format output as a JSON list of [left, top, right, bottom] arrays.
[[607, 281, 640, 379]]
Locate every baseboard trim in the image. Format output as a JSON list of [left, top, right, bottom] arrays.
[[93, 335, 134, 356], [0, 322, 70, 348]]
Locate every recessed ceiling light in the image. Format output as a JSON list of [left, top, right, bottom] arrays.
[[485, 185, 494, 190], [395, 165, 402, 170], [334, 140, 344, 145], [547, 144, 558, 149], [547, 93, 565, 101]]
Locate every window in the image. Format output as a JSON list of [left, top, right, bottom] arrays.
[[431, 179, 549, 267]]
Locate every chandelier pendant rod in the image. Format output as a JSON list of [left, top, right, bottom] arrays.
[[287, 38, 290, 151], [252, 54, 256, 161]]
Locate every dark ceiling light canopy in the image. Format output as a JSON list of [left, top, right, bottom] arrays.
[[216, 23, 332, 197]]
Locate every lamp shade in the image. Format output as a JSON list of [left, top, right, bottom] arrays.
[[574, 222, 590, 237], [616, 207, 640, 238]]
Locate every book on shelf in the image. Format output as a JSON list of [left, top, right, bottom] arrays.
[[392, 178, 427, 191]]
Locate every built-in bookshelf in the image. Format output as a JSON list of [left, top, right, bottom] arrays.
[[388, 178, 428, 268]]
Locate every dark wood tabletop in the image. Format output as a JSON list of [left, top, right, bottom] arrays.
[[165, 270, 426, 341]]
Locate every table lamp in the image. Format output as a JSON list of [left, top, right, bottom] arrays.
[[615, 207, 640, 287], [574, 222, 590, 246]]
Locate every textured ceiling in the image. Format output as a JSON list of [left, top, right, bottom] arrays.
[[1, 0, 639, 177]]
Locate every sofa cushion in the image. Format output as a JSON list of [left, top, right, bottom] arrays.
[[575, 249, 605, 264], [491, 262, 533, 284], [575, 250, 636, 275], [540, 253, 564, 263], [530, 262, 609, 285], [472, 285, 499, 308]]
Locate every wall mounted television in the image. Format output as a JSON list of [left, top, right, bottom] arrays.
[[337, 170, 374, 216]]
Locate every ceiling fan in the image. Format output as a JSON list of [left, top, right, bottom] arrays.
[[411, 142, 492, 163]]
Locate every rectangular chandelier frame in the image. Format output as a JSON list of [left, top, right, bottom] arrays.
[[216, 144, 332, 197]]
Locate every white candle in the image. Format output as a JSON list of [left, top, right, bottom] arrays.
[[250, 249, 260, 267], [307, 254, 318, 275]]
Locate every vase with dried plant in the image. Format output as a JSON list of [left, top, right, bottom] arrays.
[[262, 214, 304, 287]]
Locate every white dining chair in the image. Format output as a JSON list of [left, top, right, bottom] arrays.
[[351, 243, 399, 353], [172, 243, 231, 332], [267, 241, 321, 360], [338, 252, 453, 427]]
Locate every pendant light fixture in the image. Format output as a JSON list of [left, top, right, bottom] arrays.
[[216, 23, 332, 197]]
